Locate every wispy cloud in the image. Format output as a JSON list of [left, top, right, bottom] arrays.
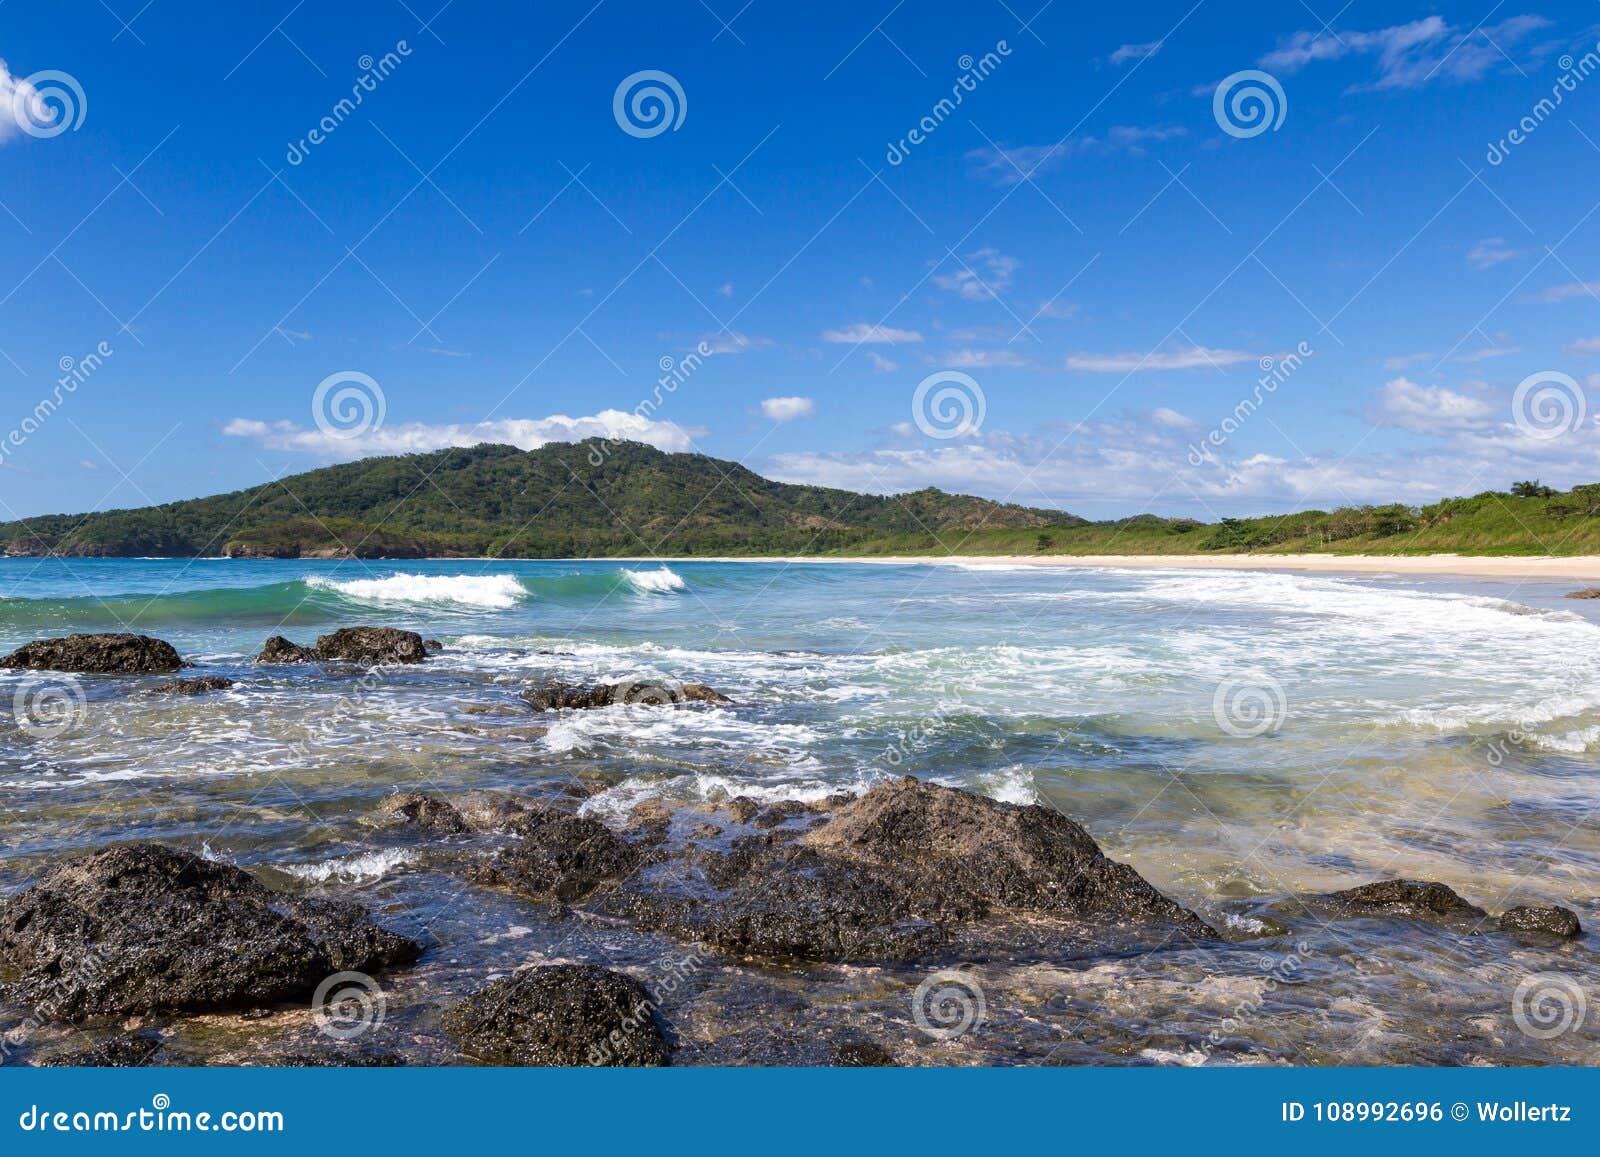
[[1382, 351, 1433, 370], [1534, 280, 1600, 303], [1467, 237, 1520, 269], [967, 126, 1183, 184], [1066, 345, 1258, 372], [821, 323, 923, 344], [942, 348, 1033, 369], [759, 396, 815, 421], [866, 351, 899, 373], [699, 331, 771, 354], [1111, 41, 1162, 65], [1260, 15, 1551, 91], [933, 247, 1018, 301], [1565, 337, 1600, 356], [222, 410, 704, 459]]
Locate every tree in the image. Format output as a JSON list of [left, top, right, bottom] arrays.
[[1510, 480, 1556, 498]]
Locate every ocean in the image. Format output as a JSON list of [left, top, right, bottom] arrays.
[[2, 557, 1597, 1065]]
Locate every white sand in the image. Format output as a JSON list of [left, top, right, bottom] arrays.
[[598, 553, 1600, 581]]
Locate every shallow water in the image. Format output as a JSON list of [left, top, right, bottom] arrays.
[[1, 557, 1596, 1065]]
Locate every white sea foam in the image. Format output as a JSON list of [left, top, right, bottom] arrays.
[[621, 566, 687, 593], [307, 572, 527, 609], [278, 848, 416, 884]]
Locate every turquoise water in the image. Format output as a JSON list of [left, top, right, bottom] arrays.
[[1, 557, 1597, 1064]]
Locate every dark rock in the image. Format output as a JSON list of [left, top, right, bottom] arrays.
[[1320, 879, 1489, 925], [689, 823, 724, 840], [472, 806, 640, 902], [255, 628, 427, 665], [0, 633, 183, 674], [753, 800, 810, 829], [422, 639, 443, 652], [602, 778, 1210, 964], [443, 964, 670, 1066], [376, 792, 471, 835], [1563, 588, 1600, 599], [0, 843, 423, 1021], [833, 1040, 897, 1066], [149, 676, 234, 695], [252, 1048, 404, 1067], [726, 797, 761, 824], [314, 627, 427, 665], [520, 678, 730, 711], [35, 1032, 164, 1068], [1499, 905, 1583, 939], [801, 776, 1215, 934], [256, 635, 317, 663]]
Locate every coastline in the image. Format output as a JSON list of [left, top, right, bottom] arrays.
[[590, 553, 1600, 581]]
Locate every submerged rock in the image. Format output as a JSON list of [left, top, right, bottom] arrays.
[[1319, 879, 1489, 924], [443, 964, 670, 1066], [0, 843, 423, 1021], [254, 627, 428, 665], [375, 792, 472, 835], [34, 1032, 164, 1068], [520, 679, 731, 711], [0, 633, 183, 674], [1499, 905, 1583, 940], [149, 676, 235, 695]]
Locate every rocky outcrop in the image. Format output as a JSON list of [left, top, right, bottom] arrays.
[[520, 679, 730, 711], [34, 1032, 165, 1068], [473, 806, 640, 902], [255, 627, 427, 665], [1499, 905, 1583, 939], [596, 776, 1213, 963], [443, 964, 670, 1066], [0, 844, 422, 1021], [1563, 588, 1600, 599], [256, 635, 318, 663], [0, 633, 183, 674], [375, 792, 471, 835], [149, 676, 235, 695], [1318, 880, 1489, 924]]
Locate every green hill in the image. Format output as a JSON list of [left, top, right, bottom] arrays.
[[0, 440, 1072, 558]]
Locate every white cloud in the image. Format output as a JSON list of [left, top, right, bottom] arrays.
[[1066, 345, 1258, 372], [1382, 351, 1433, 371], [0, 61, 46, 143], [1149, 407, 1195, 429], [1035, 300, 1079, 320], [759, 396, 815, 422], [1467, 238, 1519, 269], [1454, 344, 1519, 364], [1565, 337, 1600, 356], [933, 247, 1018, 301], [1369, 377, 1493, 433], [222, 410, 705, 459], [866, 351, 899, 373], [821, 323, 923, 344], [1260, 15, 1551, 90], [1111, 41, 1162, 65], [967, 128, 1182, 184]]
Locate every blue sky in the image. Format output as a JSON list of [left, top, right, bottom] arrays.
[[3, 0, 1600, 520]]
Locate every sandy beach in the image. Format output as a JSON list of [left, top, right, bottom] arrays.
[[604, 553, 1600, 581]]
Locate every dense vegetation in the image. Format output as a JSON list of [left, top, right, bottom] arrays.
[[3, 447, 1597, 559], [0, 440, 1067, 558]]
